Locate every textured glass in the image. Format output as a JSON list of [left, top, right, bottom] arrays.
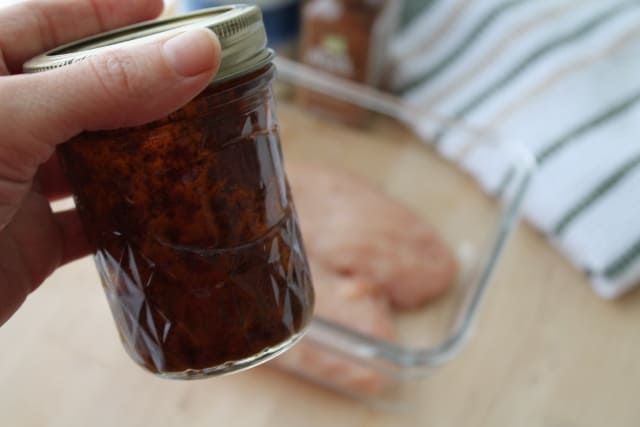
[[58, 65, 314, 378]]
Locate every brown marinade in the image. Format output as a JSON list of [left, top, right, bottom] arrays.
[[58, 65, 314, 376]]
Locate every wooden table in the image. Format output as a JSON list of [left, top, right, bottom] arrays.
[[1, 104, 639, 427]]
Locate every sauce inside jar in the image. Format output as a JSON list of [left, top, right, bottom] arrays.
[[27, 6, 315, 378]]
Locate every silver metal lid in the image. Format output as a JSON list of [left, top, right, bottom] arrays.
[[23, 5, 274, 82]]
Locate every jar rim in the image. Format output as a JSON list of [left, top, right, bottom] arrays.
[[23, 5, 274, 83]]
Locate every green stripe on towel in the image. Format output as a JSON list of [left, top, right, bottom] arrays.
[[401, 0, 442, 27], [496, 89, 640, 196], [553, 153, 640, 235], [402, 0, 529, 92], [433, 0, 640, 144], [537, 90, 640, 164], [604, 237, 640, 279]]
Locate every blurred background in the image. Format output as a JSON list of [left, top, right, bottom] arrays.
[[1, 1, 640, 426]]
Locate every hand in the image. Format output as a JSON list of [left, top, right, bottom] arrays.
[[0, 0, 221, 326]]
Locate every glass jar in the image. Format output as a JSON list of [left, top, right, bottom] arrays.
[[24, 6, 314, 378]]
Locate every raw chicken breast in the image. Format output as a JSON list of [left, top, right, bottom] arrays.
[[272, 162, 457, 394], [287, 162, 457, 309], [271, 264, 396, 395]]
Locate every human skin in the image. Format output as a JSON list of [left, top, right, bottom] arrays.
[[0, 0, 222, 326]]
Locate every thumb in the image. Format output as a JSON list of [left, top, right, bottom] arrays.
[[0, 28, 221, 173]]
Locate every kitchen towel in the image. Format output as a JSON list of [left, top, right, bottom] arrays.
[[391, 0, 640, 299]]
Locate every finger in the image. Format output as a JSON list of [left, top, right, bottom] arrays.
[[0, 0, 164, 74], [35, 153, 71, 201], [0, 195, 89, 326], [0, 190, 62, 326], [0, 228, 31, 326], [55, 208, 91, 265], [0, 28, 221, 182]]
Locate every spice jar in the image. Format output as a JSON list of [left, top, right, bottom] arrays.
[[298, 0, 402, 124], [24, 5, 314, 379]]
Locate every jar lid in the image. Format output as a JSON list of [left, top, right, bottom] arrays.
[[23, 5, 274, 82]]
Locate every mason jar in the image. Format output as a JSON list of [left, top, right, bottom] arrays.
[[24, 5, 314, 379]]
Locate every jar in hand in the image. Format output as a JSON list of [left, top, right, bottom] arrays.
[[24, 5, 314, 379]]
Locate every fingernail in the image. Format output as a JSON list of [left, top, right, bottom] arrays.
[[162, 29, 220, 77]]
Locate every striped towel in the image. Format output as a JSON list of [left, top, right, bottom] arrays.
[[391, 0, 640, 299]]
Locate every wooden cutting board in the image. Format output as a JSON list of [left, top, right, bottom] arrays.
[[1, 104, 639, 427]]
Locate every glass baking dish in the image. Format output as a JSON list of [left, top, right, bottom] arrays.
[[268, 57, 535, 410]]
